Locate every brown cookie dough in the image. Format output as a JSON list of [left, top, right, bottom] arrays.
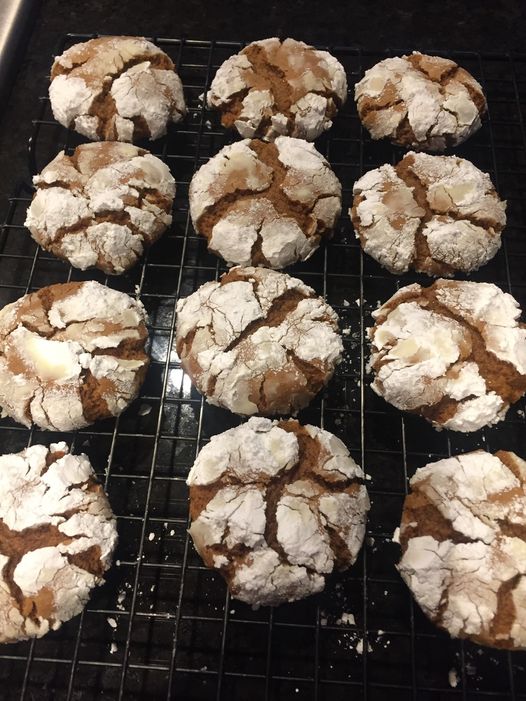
[[398, 450, 526, 649], [175, 266, 343, 416], [49, 36, 186, 141], [189, 137, 341, 268], [0, 442, 117, 643], [207, 37, 347, 141], [368, 280, 526, 432], [25, 142, 176, 275], [0, 281, 149, 431], [188, 417, 369, 607], [351, 152, 506, 276], [355, 53, 486, 151]]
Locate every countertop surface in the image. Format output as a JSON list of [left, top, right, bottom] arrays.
[[0, 0, 524, 219]]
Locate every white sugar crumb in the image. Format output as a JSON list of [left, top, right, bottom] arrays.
[[148, 532, 155, 541], [518, 409, 525, 418], [138, 403, 152, 416], [392, 527, 400, 543], [342, 328, 351, 336], [355, 638, 372, 654], [343, 299, 350, 307], [449, 668, 459, 688], [107, 617, 117, 629], [337, 612, 355, 626], [355, 298, 360, 306], [110, 642, 118, 654], [169, 529, 175, 536]]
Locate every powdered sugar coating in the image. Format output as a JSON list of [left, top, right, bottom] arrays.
[[50, 36, 186, 142], [25, 142, 175, 274], [188, 417, 369, 607], [0, 281, 149, 431], [175, 266, 343, 416], [352, 152, 505, 276], [189, 137, 341, 268], [398, 450, 526, 648], [355, 53, 486, 151], [0, 443, 117, 643], [369, 280, 526, 431], [207, 37, 347, 141]]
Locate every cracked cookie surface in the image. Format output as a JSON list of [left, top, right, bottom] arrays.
[[368, 280, 526, 432], [25, 142, 176, 275], [351, 152, 505, 276], [188, 417, 369, 607], [0, 442, 117, 643], [175, 266, 343, 416], [207, 37, 347, 141], [398, 449, 526, 649], [355, 52, 486, 151], [49, 36, 186, 141], [0, 281, 149, 431], [190, 137, 341, 268]]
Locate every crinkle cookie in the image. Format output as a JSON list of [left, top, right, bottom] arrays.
[[25, 142, 176, 275], [49, 36, 186, 141], [175, 266, 343, 416], [189, 137, 341, 268], [0, 281, 149, 431], [0, 442, 117, 643], [207, 37, 347, 141], [398, 449, 526, 649], [188, 417, 369, 607], [355, 52, 486, 151], [351, 152, 506, 276], [368, 280, 526, 432]]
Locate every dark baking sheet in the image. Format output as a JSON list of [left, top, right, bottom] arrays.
[[1, 35, 526, 701]]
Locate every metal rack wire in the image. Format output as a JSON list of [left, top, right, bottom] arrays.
[[0, 34, 526, 700]]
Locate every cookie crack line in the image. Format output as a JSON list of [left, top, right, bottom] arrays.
[[418, 287, 524, 406], [394, 159, 498, 274], [223, 287, 311, 354]]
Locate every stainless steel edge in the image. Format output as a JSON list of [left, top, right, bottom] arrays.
[[0, 0, 41, 110]]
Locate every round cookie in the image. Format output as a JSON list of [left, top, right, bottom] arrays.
[[25, 142, 176, 275], [0, 442, 117, 643], [351, 152, 506, 276], [188, 417, 369, 607], [175, 266, 343, 416], [189, 137, 341, 268], [0, 281, 149, 431], [49, 36, 186, 141], [355, 52, 486, 151], [398, 449, 526, 649], [368, 280, 526, 432], [207, 37, 347, 141]]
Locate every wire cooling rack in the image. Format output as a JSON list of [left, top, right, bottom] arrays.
[[1, 34, 526, 701]]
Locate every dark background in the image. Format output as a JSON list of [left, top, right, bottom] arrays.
[[0, 0, 524, 218]]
